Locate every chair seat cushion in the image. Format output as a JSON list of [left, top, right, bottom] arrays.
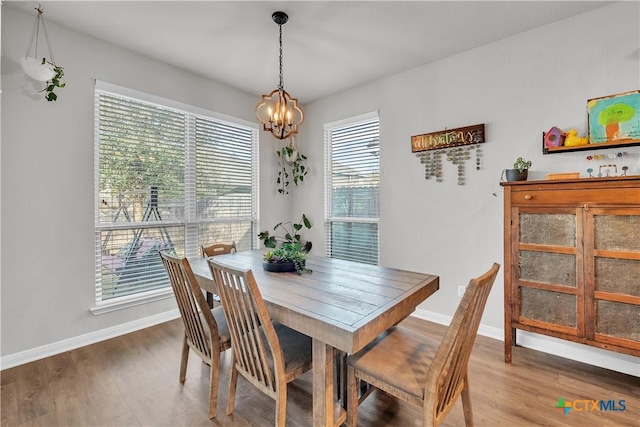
[[348, 325, 438, 401], [273, 322, 313, 380]]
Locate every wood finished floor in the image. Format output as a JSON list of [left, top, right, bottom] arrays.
[[1, 317, 638, 426]]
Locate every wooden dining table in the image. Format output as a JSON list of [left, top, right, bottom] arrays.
[[189, 249, 439, 427]]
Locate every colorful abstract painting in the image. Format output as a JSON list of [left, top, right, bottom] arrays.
[[588, 90, 640, 144]]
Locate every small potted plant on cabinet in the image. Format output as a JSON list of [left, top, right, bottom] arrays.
[[505, 157, 532, 181], [258, 214, 312, 274]]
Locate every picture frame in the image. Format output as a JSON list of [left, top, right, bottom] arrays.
[[588, 90, 640, 144]]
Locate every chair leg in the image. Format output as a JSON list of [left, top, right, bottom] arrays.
[[226, 359, 239, 416], [180, 334, 189, 383], [346, 365, 358, 427], [461, 376, 474, 427], [275, 387, 287, 427], [208, 352, 220, 419]]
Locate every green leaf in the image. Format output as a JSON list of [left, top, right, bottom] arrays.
[[302, 214, 312, 229], [293, 223, 302, 231], [265, 237, 277, 248], [47, 85, 55, 91]]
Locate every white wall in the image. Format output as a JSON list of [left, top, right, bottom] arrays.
[[296, 2, 640, 372], [0, 6, 288, 361]]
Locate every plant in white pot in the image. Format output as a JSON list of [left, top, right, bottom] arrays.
[[505, 157, 532, 181], [276, 136, 308, 195], [20, 6, 66, 101]]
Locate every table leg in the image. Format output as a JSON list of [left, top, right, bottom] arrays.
[[313, 339, 345, 427]]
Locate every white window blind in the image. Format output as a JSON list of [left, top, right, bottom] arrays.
[[324, 112, 379, 265], [94, 82, 258, 306]]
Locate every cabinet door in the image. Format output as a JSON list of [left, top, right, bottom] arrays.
[[514, 208, 583, 337], [584, 208, 640, 350]]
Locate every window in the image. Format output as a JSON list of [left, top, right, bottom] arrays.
[[94, 81, 258, 310], [324, 112, 379, 265]]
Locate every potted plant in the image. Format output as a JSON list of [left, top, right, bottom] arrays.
[[258, 214, 312, 274], [505, 157, 532, 181], [276, 137, 308, 195]]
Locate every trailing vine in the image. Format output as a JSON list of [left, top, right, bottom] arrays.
[[41, 58, 65, 101], [276, 138, 307, 194]]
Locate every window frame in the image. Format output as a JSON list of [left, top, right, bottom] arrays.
[[324, 111, 380, 265], [92, 81, 259, 314]]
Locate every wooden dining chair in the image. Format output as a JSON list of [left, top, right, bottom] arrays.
[[201, 241, 237, 258], [159, 251, 232, 419], [346, 263, 500, 427], [201, 241, 236, 308], [207, 259, 313, 427]]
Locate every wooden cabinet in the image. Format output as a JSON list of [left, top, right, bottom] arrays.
[[501, 177, 640, 362]]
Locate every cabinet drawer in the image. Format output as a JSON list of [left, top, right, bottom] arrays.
[[511, 188, 640, 206]]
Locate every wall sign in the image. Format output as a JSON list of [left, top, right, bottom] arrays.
[[412, 124, 486, 185], [411, 123, 485, 153]]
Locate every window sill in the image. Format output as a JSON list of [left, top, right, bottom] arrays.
[[90, 288, 174, 315]]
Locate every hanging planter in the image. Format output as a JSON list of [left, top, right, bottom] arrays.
[[21, 5, 66, 101], [276, 136, 308, 195], [20, 57, 55, 81]]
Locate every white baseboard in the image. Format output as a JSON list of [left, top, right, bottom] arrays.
[[411, 308, 639, 377], [3, 307, 637, 377], [0, 309, 180, 370]]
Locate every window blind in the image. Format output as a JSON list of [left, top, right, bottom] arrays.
[[94, 82, 258, 305], [324, 112, 380, 265]]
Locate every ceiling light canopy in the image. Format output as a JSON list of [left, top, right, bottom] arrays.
[[256, 11, 304, 140]]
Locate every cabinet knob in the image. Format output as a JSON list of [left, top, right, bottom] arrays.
[[524, 194, 532, 200]]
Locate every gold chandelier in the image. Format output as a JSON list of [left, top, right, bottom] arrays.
[[256, 11, 304, 140]]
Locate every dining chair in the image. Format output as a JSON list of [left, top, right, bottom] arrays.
[[346, 263, 500, 427], [207, 259, 313, 427], [201, 241, 236, 308], [159, 251, 232, 419]]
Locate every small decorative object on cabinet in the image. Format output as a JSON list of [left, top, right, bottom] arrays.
[[503, 157, 531, 182], [501, 177, 640, 363]]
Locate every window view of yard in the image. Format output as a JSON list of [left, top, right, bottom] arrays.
[[95, 85, 257, 302]]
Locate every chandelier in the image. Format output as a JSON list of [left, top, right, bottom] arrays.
[[256, 11, 304, 140]]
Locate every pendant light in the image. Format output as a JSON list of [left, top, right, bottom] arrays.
[[256, 11, 304, 140]]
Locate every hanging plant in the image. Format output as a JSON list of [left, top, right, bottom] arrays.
[[276, 137, 308, 195], [41, 59, 65, 101], [20, 6, 66, 101]]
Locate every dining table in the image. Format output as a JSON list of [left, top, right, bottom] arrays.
[[189, 249, 439, 427]]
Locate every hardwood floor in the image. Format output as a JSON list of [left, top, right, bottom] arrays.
[[1, 317, 638, 426]]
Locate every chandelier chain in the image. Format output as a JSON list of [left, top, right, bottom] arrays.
[[278, 22, 284, 91]]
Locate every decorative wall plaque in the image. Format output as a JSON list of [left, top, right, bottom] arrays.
[[411, 123, 485, 153], [411, 124, 486, 185]]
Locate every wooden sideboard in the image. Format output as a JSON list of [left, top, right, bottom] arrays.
[[501, 177, 640, 362]]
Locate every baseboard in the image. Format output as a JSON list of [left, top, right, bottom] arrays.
[[0, 309, 180, 370], [411, 308, 639, 377]]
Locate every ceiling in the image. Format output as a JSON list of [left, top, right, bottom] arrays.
[[5, 1, 614, 103]]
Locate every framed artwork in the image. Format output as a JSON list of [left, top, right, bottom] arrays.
[[588, 90, 640, 144]]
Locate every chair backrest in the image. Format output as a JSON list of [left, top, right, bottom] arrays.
[[424, 263, 500, 424], [208, 259, 286, 397], [160, 251, 223, 361], [202, 242, 237, 258]]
